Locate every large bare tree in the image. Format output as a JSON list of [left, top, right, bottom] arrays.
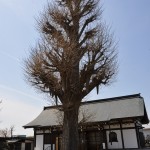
[[25, 0, 117, 149]]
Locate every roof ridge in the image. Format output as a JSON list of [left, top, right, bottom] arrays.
[[44, 93, 141, 110]]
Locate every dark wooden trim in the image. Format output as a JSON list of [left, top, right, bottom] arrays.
[[33, 120, 136, 131], [105, 127, 136, 131], [36, 132, 43, 135], [104, 129, 108, 149], [36, 126, 136, 133], [108, 124, 113, 145], [120, 123, 125, 149], [34, 128, 36, 148], [135, 123, 140, 148], [78, 124, 136, 134], [43, 130, 45, 150]]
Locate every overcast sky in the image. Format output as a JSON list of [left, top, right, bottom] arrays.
[[0, 0, 150, 136]]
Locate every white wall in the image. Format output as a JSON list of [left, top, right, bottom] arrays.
[[21, 143, 25, 150], [104, 123, 135, 129], [36, 130, 44, 134], [36, 135, 43, 150], [122, 123, 135, 128], [123, 129, 138, 148], [104, 124, 120, 129], [106, 130, 123, 149]]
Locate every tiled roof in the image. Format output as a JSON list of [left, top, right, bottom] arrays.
[[24, 94, 149, 128]]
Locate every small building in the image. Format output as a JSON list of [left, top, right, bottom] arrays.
[[0, 136, 34, 150], [24, 94, 149, 150]]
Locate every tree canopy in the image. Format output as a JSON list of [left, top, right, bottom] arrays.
[[25, 0, 117, 107]]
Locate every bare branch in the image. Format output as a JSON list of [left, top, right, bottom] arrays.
[[25, 0, 117, 110]]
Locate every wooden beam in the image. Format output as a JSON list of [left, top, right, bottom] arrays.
[[120, 122, 125, 149], [135, 122, 141, 148]]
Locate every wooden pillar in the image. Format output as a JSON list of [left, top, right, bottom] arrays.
[[56, 137, 59, 150], [43, 129, 45, 150], [103, 126, 108, 149], [34, 128, 36, 148], [120, 122, 125, 149], [135, 122, 140, 148]]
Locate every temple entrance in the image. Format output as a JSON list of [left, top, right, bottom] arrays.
[[79, 130, 105, 150], [44, 130, 105, 150], [44, 133, 60, 150]]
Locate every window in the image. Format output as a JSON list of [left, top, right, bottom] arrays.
[[109, 131, 118, 142]]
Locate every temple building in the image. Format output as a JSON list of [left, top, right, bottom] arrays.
[[24, 94, 149, 150]]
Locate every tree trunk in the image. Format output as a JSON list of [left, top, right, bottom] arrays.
[[62, 106, 80, 150]]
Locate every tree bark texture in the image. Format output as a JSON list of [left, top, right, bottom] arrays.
[[62, 106, 80, 150]]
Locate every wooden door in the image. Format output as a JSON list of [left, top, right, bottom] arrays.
[[86, 131, 104, 150], [25, 143, 31, 150]]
